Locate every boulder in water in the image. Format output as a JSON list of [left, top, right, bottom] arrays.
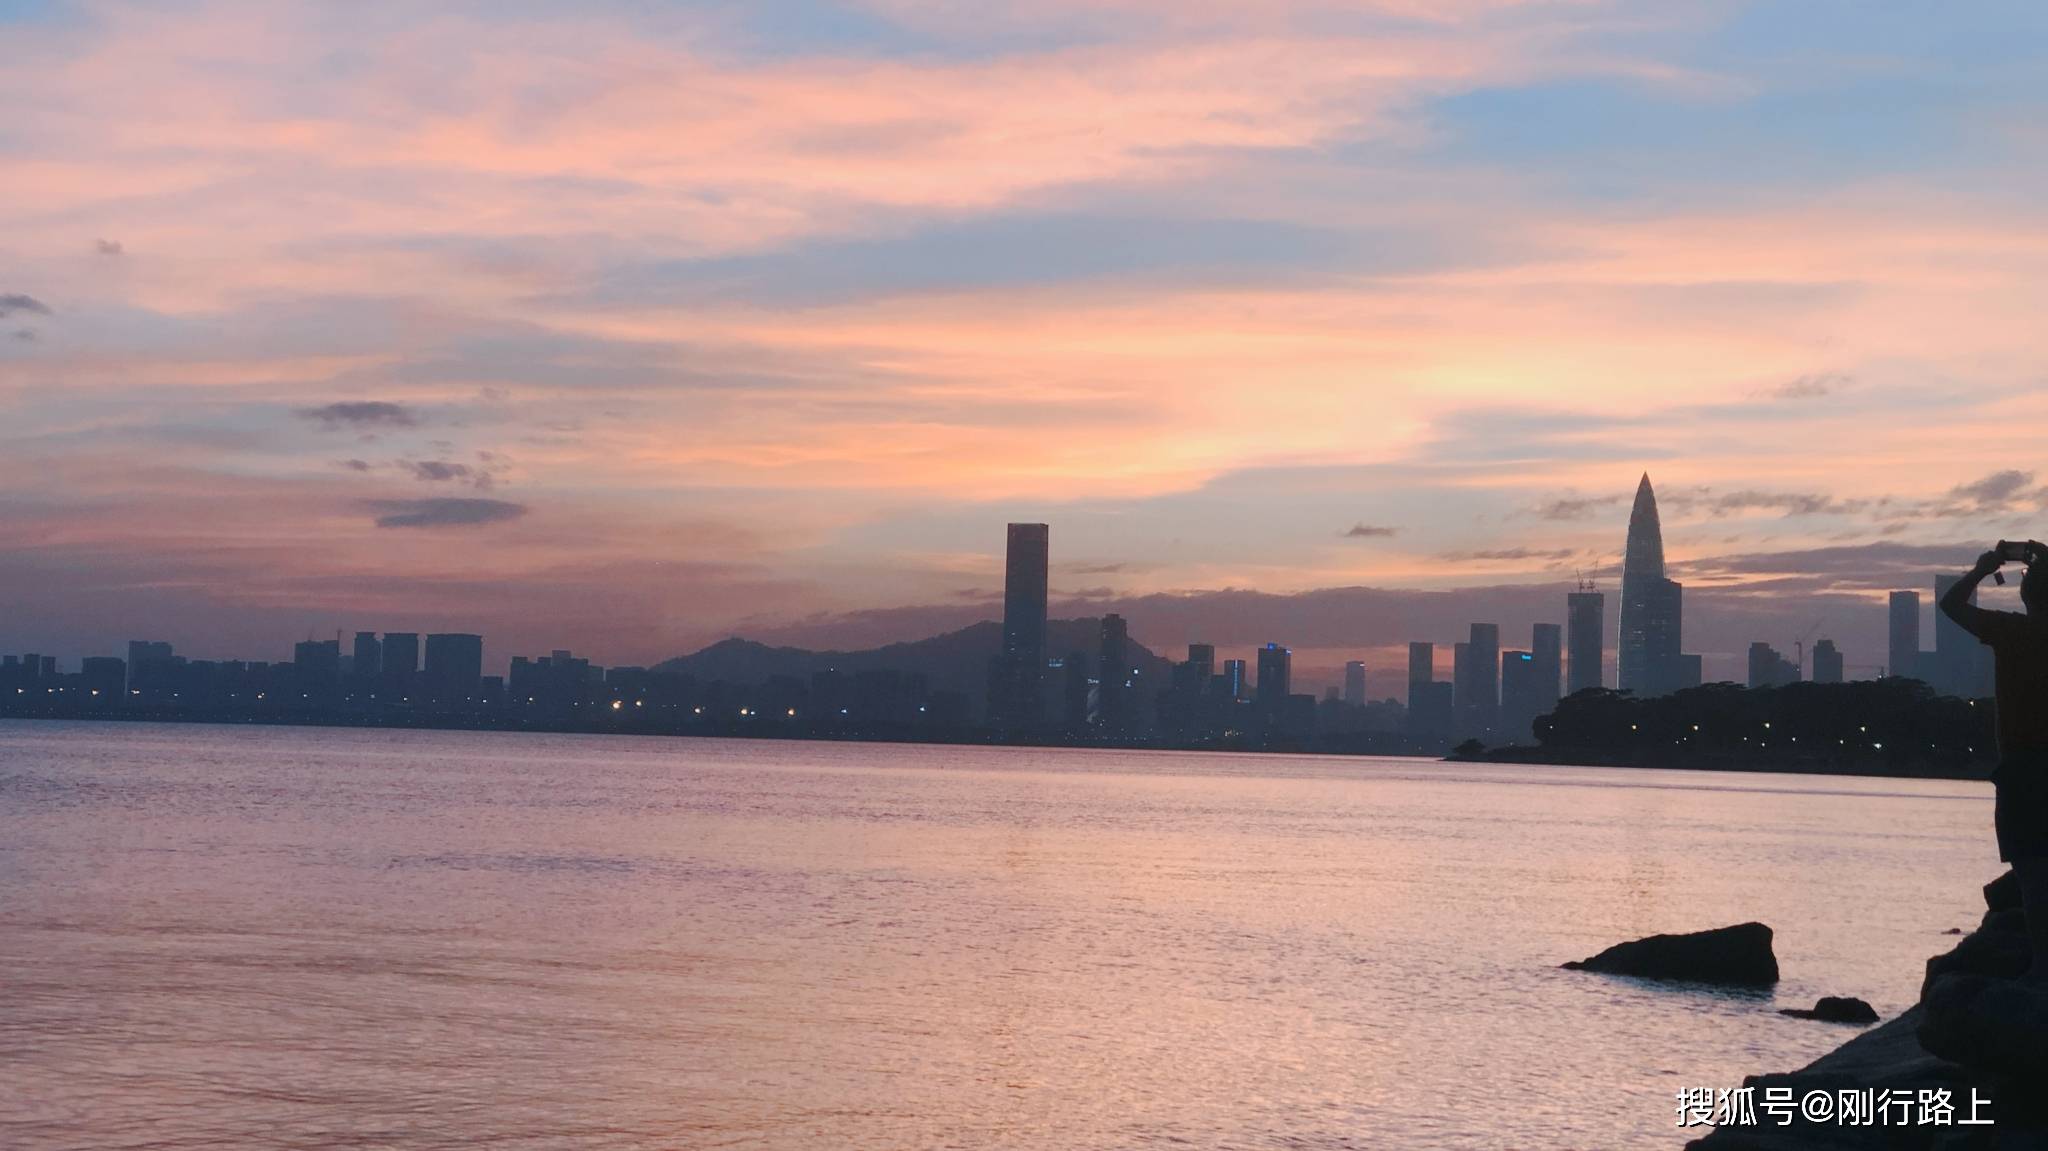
[[1563, 922, 1779, 986], [1778, 995, 1879, 1024]]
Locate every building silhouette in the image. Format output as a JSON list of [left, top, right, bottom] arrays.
[[1888, 590, 1922, 680], [1454, 623, 1500, 738], [1499, 649, 1540, 742], [1531, 622, 1562, 711], [1747, 641, 1800, 688], [1811, 638, 1844, 684], [1617, 474, 1691, 697], [1932, 574, 1994, 698], [1255, 643, 1291, 716], [424, 633, 484, 707], [1407, 641, 1453, 740], [1342, 660, 1367, 707], [1566, 586, 1604, 694], [1222, 658, 1247, 700], [987, 522, 1049, 729], [1097, 613, 1133, 734], [381, 632, 420, 700]]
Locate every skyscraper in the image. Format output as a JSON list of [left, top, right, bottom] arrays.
[[1499, 650, 1542, 742], [1187, 643, 1216, 684], [1933, 574, 1994, 698], [1811, 639, 1844, 684], [1408, 642, 1433, 691], [1343, 660, 1367, 706], [1747, 641, 1799, 688], [988, 522, 1049, 729], [350, 631, 381, 697], [381, 632, 420, 699], [1618, 474, 1686, 697], [1566, 587, 1604, 695], [1222, 659, 1248, 700], [1530, 622, 1562, 714], [1256, 643, 1291, 715], [1097, 613, 1131, 734], [1888, 591, 1922, 680], [1456, 623, 1500, 738], [424, 633, 484, 707]]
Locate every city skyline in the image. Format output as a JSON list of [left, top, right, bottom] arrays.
[[10, 496, 2012, 710], [5, 3, 2048, 676]]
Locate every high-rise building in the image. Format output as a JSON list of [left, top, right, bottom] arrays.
[[1222, 659, 1248, 700], [293, 639, 342, 701], [1618, 474, 1688, 697], [1811, 639, 1844, 684], [1407, 642, 1433, 692], [988, 523, 1050, 729], [1747, 641, 1799, 688], [1097, 613, 1132, 734], [1531, 623, 1562, 713], [1888, 591, 1922, 680], [1187, 643, 1216, 684], [350, 631, 381, 693], [1343, 660, 1367, 706], [1566, 588, 1604, 695], [424, 633, 484, 707], [1256, 643, 1291, 715], [1062, 651, 1092, 730], [1455, 623, 1500, 738], [1933, 574, 1994, 698], [381, 632, 420, 699], [125, 640, 177, 699], [1499, 650, 1543, 742]]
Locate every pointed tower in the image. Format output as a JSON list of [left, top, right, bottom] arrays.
[[1618, 474, 1683, 695]]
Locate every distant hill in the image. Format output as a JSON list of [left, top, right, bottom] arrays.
[[653, 618, 1175, 717]]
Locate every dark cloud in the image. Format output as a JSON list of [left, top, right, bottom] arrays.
[[366, 497, 527, 529], [338, 458, 373, 472], [299, 401, 420, 429], [95, 239, 124, 257], [1442, 547, 1576, 562], [0, 293, 52, 319], [1342, 523, 1398, 538], [403, 459, 474, 483], [1064, 562, 1129, 575], [1950, 470, 2034, 507], [1524, 493, 1625, 521], [1761, 372, 1851, 400], [11, 328, 34, 342], [1705, 490, 1867, 517]]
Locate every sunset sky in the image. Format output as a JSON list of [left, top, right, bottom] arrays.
[[5, 0, 2048, 690]]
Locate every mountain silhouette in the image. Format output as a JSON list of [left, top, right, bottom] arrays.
[[654, 618, 1175, 715]]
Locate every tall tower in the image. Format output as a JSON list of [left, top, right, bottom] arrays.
[[1097, 613, 1131, 734], [988, 523, 1050, 728], [1888, 591, 1921, 680], [1342, 660, 1367, 706], [1618, 474, 1683, 696], [1566, 583, 1605, 695]]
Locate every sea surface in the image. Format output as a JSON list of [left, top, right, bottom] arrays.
[[0, 721, 2000, 1149]]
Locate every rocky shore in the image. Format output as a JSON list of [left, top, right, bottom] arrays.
[[1685, 871, 2046, 1150]]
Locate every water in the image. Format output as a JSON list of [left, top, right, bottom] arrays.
[[0, 721, 2000, 1149]]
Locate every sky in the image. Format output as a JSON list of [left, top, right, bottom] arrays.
[[4, 0, 2048, 693]]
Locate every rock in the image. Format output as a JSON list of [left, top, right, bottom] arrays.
[[1778, 995, 1880, 1024], [1922, 914, 2032, 999], [1985, 868, 2021, 912], [1563, 922, 1779, 986], [1918, 973, 2048, 1082]]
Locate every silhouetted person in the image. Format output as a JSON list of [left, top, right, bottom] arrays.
[[1942, 543, 2048, 979]]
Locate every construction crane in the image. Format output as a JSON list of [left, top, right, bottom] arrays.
[[1792, 618, 1824, 674]]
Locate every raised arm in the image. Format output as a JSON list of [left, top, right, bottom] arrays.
[[1940, 549, 2004, 639]]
